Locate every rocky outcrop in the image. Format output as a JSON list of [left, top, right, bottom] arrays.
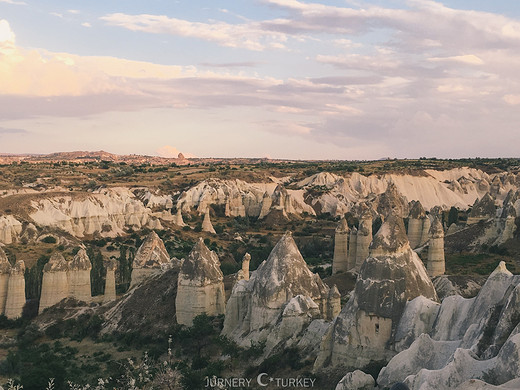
[[375, 262, 520, 390], [0, 216, 22, 244], [427, 217, 445, 277], [202, 210, 216, 234], [355, 210, 372, 270], [348, 226, 358, 270], [238, 253, 250, 281], [173, 208, 186, 227], [333, 217, 350, 273], [327, 285, 341, 321], [4, 260, 25, 319], [130, 231, 171, 287], [103, 259, 117, 303], [222, 232, 330, 357], [408, 201, 430, 249], [374, 182, 409, 217], [39, 253, 69, 314], [29, 188, 162, 238], [175, 238, 225, 326], [68, 248, 92, 302], [467, 193, 496, 225], [335, 370, 375, 390], [315, 214, 437, 372], [0, 248, 11, 314]]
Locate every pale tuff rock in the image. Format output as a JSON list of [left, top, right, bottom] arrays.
[[258, 192, 272, 219], [347, 226, 358, 271], [333, 217, 350, 273], [29, 188, 160, 238], [4, 260, 25, 319], [315, 215, 437, 372], [130, 231, 170, 287], [433, 276, 482, 300], [335, 370, 375, 390], [355, 210, 372, 270], [0, 215, 22, 244], [202, 210, 216, 234], [374, 182, 409, 217], [455, 379, 520, 389], [39, 252, 69, 314], [0, 248, 11, 315], [420, 216, 431, 246], [327, 285, 341, 321], [237, 253, 250, 281], [176, 178, 314, 218], [394, 296, 440, 352], [176, 238, 225, 326], [494, 200, 517, 245], [408, 201, 427, 249], [68, 248, 92, 302], [427, 217, 445, 277], [297, 172, 341, 188], [103, 259, 117, 303], [467, 193, 496, 225], [377, 334, 461, 388], [222, 233, 329, 357], [375, 262, 520, 390], [173, 208, 186, 227]]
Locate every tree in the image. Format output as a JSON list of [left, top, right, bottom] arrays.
[[448, 206, 459, 226]]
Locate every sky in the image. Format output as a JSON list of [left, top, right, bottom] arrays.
[[1, 0, 520, 160]]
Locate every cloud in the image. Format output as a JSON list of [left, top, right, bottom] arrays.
[[199, 61, 260, 68], [0, 127, 26, 134], [0, 0, 26, 5], [100, 13, 288, 51], [81, 22, 92, 28]]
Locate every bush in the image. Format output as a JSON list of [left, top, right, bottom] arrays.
[[41, 236, 57, 244]]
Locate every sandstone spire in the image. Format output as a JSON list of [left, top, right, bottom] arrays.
[[103, 259, 117, 303], [347, 226, 358, 271], [427, 217, 445, 277], [0, 248, 11, 315], [355, 210, 373, 270], [202, 209, 216, 234], [176, 238, 225, 326], [333, 217, 350, 274], [238, 253, 250, 281], [407, 201, 426, 249], [258, 192, 272, 219], [130, 231, 170, 287], [327, 284, 341, 321], [39, 252, 69, 314], [173, 208, 186, 227], [315, 214, 437, 372], [4, 260, 25, 319], [68, 248, 92, 302]]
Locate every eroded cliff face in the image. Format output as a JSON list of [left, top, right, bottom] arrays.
[[222, 232, 331, 358], [315, 214, 437, 373]]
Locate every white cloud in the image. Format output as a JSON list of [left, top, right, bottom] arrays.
[[81, 22, 92, 28], [100, 13, 288, 51], [0, 0, 26, 5]]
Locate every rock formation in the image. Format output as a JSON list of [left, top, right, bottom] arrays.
[[315, 214, 437, 372], [0, 248, 11, 314], [202, 210, 216, 234], [173, 208, 186, 227], [375, 261, 520, 390], [427, 217, 445, 277], [467, 193, 496, 225], [332, 217, 350, 273], [130, 231, 170, 287], [258, 192, 273, 219], [238, 253, 250, 281], [408, 201, 427, 249], [347, 226, 357, 270], [0, 216, 22, 244], [4, 260, 25, 319], [39, 252, 69, 314], [327, 285, 341, 321], [176, 238, 225, 326], [103, 259, 117, 303], [374, 182, 409, 217], [335, 370, 375, 390], [222, 232, 330, 357], [355, 210, 372, 269], [68, 248, 92, 302], [29, 188, 161, 238]]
